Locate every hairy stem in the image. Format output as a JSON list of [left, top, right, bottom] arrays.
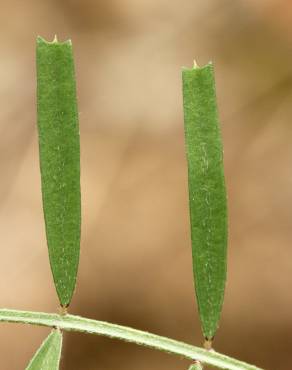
[[0, 309, 263, 370]]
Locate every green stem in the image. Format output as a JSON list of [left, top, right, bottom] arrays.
[[0, 309, 262, 370]]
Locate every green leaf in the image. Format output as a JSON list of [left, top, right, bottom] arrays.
[[36, 36, 81, 307], [25, 329, 62, 370], [182, 63, 228, 340], [188, 362, 203, 370], [0, 309, 263, 370]]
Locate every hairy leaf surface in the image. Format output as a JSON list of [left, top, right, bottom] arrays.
[[36, 36, 81, 306], [25, 330, 62, 370], [182, 63, 227, 339]]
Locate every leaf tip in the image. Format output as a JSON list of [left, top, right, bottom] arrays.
[[182, 60, 214, 72], [193, 59, 199, 68], [36, 35, 72, 46]]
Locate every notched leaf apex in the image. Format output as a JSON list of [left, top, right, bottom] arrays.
[[36, 35, 72, 46], [182, 60, 213, 72]]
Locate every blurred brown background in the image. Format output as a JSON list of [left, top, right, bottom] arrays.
[[0, 0, 291, 369]]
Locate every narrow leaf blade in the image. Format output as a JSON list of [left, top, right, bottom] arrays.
[[25, 330, 62, 370], [36, 36, 81, 306], [182, 63, 228, 339]]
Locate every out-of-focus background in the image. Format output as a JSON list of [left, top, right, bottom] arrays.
[[0, 0, 291, 369]]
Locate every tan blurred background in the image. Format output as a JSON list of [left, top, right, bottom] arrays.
[[0, 0, 291, 369]]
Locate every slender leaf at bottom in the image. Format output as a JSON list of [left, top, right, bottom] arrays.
[[25, 329, 62, 370], [188, 362, 203, 370]]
